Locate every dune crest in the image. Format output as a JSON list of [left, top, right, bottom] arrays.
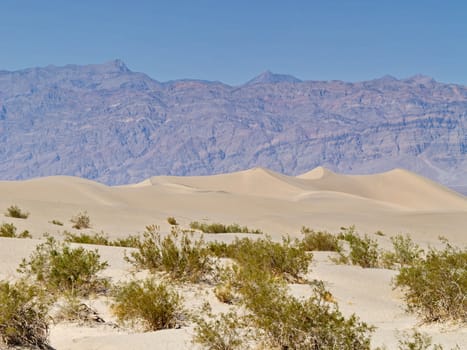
[[140, 166, 467, 211], [145, 167, 306, 198], [297, 166, 335, 180], [0, 167, 465, 243], [293, 167, 467, 211]]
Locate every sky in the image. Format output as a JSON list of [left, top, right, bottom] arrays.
[[1, 0, 466, 85]]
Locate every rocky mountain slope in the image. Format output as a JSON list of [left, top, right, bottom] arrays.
[[0, 60, 466, 193]]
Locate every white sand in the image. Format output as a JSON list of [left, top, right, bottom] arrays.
[[0, 167, 465, 349]]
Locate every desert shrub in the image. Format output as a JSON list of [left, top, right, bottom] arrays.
[[193, 308, 247, 350], [248, 280, 373, 349], [394, 240, 466, 323], [0, 222, 17, 237], [64, 231, 110, 245], [381, 234, 424, 269], [190, 221, 262, 234], [18, 237, 109, 297], [50, 219, 63, 226], [227, 271, 373, 350], [338, 225, 360, 241], [110, 234, 141, 248], [300, 227, 341, 252], [194, 254, 372, 349], [4, 205, 29, 219], [0, 280, 51, 349], [208, 236, 311, 282], [396, 329, 460, 350], [227, 236, 311, 282], [17, 229, 32, 238], [337, 227, 380, 268], [398, 330, 433, 350], [207, 241, 231, 258], [112, 278, 184, 331], [167, 216, 178, 225], [70, 211, 91, 229], [63, 231, 141, 248], [126, 225, 212, 282], [0, 222, 31, 238]]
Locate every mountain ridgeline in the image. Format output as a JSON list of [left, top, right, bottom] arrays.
[[0, 60, 466, 194]]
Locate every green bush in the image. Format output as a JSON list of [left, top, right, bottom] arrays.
[[112, 278, 184, 331], [70, 211, 91, 229], [167, 216, 178, 225], [0, 223, 17, 237], [197, 270, 373, 350], [190, 221, 262, 234], [207, 241, 231, 258], [64, 231, 141, 248], [397, 330, 434, 350], [18, 230, 32, 238], [4, 205, 29, 219], [110, 234, 141, 248], [394, 240, 466, 323], [0, 280, 51, 349], [193, 308, 246, 350], [300, 227, 341, 252], [126, 225, 212, 282], [50, 219, 64, 226], [18, 237, 109, 297], [195, 234, 372, 349], [381, 234, 424, 269], [0, 222, 31, 239], [227, 236, 311, 282], [337, 227, 380, 268], [64, 231, 110, 245], [208, 236, 311, 282], [396, 329, 460, 350], [336, 229, 427, 270], [243, 275, 373, 349]]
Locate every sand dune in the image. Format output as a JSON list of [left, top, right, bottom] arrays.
[[145, 167, 306, 198], [298, 167, 467, 211], [0, 167, 466, 244], [146, 166, 467, 211], [0, 167, 466, 349]]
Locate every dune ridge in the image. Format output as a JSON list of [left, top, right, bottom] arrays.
[[0, 167, 465, 244], [142, 166, 467, 211]]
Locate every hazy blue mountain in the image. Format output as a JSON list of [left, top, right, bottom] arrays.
[[0, 60, 465, 194], [245, 70, 302, 84]]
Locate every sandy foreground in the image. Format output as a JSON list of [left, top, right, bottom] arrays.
[[0, 167, 466, 349]]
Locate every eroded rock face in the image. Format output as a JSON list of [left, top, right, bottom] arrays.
[[0, 61, 465, 193]]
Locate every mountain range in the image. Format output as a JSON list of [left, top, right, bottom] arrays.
[[0, 60, 465, 194]]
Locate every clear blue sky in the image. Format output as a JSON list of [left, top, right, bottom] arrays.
[[1, 0, 466, 85]]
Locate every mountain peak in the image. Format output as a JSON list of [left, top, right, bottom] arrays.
[[59, 60, 131, 74], [245, 70, 302, 85], [102, 59, 130, 73], [374, 74, 398, 82]]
